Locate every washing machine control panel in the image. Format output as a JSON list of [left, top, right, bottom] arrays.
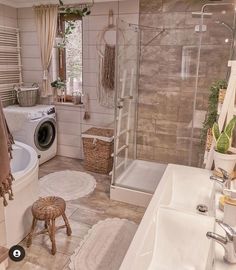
[[47, 107, 55, 115]]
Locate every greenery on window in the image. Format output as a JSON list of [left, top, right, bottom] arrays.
[[57, 0, 93, 48], [51, 77, 65, 89]]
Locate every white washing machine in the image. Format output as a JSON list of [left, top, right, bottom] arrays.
[[4, 105, 57, 165]]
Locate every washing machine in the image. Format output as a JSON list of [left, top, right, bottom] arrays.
[[4, 105, 57, 165]]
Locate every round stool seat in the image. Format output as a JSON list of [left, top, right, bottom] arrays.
[[32, 196, 66, 220]]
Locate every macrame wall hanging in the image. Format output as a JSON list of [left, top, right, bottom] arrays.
[[96, 10, 118, 108]]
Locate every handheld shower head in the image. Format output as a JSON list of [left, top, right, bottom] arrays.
[[214, 20, 234, 33]]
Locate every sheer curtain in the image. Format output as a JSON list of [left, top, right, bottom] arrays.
[[34, 5, 58, 97]]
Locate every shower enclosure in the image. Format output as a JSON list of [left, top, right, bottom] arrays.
[[111, 3, 236, 207]]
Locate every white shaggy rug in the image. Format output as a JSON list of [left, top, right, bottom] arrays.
[[69, 218, 138, 270], [39, 170, 96, 201]]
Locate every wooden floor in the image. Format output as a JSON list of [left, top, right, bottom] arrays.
[[8, 156, 145, 270]]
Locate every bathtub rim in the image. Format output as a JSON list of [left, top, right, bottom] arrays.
[[12, 141, 38, 181]]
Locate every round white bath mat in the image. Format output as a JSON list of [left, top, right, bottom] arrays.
[[39, 170, 96, 201], [69, 218, 138, 270]]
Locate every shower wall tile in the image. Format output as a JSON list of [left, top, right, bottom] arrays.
[[140, 0, 163, 14], [162, 0, 209, 12], [137, 144, 155, 161], [138, 0, 233, 166], [155, 121, 178, 136], [138, 131, 177, 149], [138, 90, 159, 105], [137, 118, 156, 133]]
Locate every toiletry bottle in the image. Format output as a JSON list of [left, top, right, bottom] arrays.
[[223, 189, 236, 227]]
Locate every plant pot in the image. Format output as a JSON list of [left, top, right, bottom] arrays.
[[214, 150, 236, 175]]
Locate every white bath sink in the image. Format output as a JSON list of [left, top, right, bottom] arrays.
[[148, 207, 215, 270], [159, 164, 215, 215], [120, 164, 216, 270]]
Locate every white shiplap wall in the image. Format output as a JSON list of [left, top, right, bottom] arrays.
[[0, 4, 17, 28], [17, 0, 139, 159]]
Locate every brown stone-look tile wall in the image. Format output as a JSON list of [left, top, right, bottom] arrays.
[[137, 0, 234, 167]]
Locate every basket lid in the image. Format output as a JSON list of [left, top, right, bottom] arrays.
[[82, 128, 114, 142], [19, 87, 38, 91]]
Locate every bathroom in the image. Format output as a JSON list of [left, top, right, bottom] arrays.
[[0, 0, 236, 269]]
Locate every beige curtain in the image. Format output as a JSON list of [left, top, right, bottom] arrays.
[[34, 5, 58, 97]]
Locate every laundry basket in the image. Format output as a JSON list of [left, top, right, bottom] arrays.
[[14, 84, 39, 107], [82, 128, 114, 174]]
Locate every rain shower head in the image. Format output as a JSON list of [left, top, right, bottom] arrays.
[[191, 12, 213, 18]]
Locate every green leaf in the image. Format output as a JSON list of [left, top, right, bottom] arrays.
[[212, 122, 220, 141], [225, 116, 236, 139], [216, 132, 230, 153]]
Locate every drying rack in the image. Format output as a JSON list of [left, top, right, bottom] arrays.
[[0, 25, 22, 103], [111, 68, 135, 174]]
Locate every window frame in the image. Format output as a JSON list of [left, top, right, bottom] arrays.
[[58, 13, 83, 102]]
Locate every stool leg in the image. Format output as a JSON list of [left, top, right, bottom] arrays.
[[49, 219, 56, 255], [62, 213, 72, 236], [27, 217, 37, 248], [45, 220, 49, 230]]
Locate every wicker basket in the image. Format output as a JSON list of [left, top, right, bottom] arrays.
[[15, 84, 39, 107], [82, 128, 114, 174]]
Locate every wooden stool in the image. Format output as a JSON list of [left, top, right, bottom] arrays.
[[27, 196, 72, 255]]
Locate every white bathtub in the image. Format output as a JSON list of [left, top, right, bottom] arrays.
[[4, 141, 39, 248]]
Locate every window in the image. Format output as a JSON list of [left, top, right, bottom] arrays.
[[58, 14, 83, 102]]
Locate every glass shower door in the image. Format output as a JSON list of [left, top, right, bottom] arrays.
[[112, 19, 140, 186]]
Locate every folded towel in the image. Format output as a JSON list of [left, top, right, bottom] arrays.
[[0, 99, 14, 206]]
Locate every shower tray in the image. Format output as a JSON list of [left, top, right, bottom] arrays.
[[110, 160, 167, 207]]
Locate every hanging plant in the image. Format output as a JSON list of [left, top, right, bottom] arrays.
[[57, 0, 94, 48], [201, 79, 228, 146]]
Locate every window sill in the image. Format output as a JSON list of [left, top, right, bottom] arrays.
[[55, 102, 84, 108]]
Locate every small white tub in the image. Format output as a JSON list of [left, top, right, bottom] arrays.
[[4, 141, 39, 248]]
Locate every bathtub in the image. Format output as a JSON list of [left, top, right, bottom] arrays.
[[4, 141, 39, 248]]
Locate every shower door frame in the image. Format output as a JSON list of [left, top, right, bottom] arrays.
[[111, 19, 140, 186]]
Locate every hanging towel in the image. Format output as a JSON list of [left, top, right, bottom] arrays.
[[83, 93, 90, 120], [0, 99, 14, 206], [101, 44, 115, 91]]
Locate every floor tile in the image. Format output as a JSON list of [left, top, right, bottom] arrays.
[[7, 156, 146, 270]]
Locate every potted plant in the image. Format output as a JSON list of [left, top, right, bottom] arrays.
[[212, 116, 236, 175], [51, 78, 66, 102]]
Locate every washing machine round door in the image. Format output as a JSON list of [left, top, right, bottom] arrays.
[[34, 118, 56, 151]]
